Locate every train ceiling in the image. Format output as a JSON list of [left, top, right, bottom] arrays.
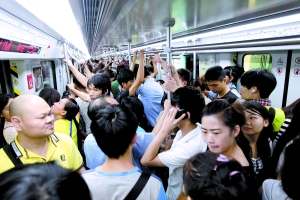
[[79, 0, 300, 56]]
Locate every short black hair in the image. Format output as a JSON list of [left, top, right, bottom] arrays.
[[0, 162, 91, 200], [39, 88, 61, 107], [73, 77, 85, 90], [87, 95, 110, 120], [224, 66, 244, 85], [177, 68, 191, 84], [90, 105, 138, 159], [171, 86, 205, 124], [120, 96, 144, 122], [87, 74, 111, 95], [240, 68, 276, 98], [117, 68, 134, 87], [204, 66, 225, 82]]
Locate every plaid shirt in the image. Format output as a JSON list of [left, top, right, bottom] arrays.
[[249, 99, 272, 106]]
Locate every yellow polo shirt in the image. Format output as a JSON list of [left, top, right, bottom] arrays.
[[0, 133, 83, 174]]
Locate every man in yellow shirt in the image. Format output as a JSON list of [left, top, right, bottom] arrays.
[[0, 94, 85, 174]]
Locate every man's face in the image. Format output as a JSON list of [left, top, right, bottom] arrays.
[[34, 68, 41, 75], [207, 80, 225, 94], [240, 85, 253, 100], [19, 101, 54, 138], [87, 83, 103, 101], [123, 80, 134, 90]]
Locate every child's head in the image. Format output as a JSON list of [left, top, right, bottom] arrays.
[[183, 152, 251, 200]]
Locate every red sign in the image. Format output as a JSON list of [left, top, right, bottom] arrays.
[[276, 67, 282, 74], [294, 68, 300, 76], [0, 38, 41, 54], [27, 74, 34, 90]]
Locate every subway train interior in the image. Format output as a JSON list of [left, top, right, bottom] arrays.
[[0, 0, 300, 198], [0, 0, 299, 107]]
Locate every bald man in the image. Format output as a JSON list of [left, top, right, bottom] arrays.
[[0, 94, 85, 174], [84, 95, 155, 169]]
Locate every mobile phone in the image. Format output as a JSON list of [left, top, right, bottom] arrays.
[[175, 109, 188, 120]]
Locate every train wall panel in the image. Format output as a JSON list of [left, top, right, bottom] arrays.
[[286, 51, 300, 106], [0, 9, 64, 59], [238, 51, 288, 108]]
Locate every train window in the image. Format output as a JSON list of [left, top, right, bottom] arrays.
[[32, 61, 55, 92], [243, 54, 272, 72]]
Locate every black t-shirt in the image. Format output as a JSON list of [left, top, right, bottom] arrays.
[[116, 90, 129, 103], [217, 90, 239, 105]]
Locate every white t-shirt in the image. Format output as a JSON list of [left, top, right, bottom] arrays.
[[158, 123, 207, 200]]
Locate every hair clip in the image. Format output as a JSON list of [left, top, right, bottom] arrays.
[[229, 171, 239, 176], [214, 166, 218, 171]]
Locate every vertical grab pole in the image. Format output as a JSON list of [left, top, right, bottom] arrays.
[[63, 42, 71, 84], [193, 40, 197, 80], [166, 26, 172, 100], [128, 39, 132, 67], [164, 0, 175, 100]]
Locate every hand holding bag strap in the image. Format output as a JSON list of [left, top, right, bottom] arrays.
[[124, 172, 151, 200]]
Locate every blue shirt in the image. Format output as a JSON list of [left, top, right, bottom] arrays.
[[82, 167, 167, 200], [84, 126, 155, 169], [136, 78, 164, 127]]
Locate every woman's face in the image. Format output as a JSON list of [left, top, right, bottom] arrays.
[[202, 114, 239, 154], [51, 99, 68, 115], [1, 98, 13, 121], [242, 109, 269, 136]]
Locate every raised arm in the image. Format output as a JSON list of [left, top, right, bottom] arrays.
[[83, 62, 92, 79], [141, 107, 186, 167], [64, 59, 89, 88], [130, 50, 138, 72], [67, 83, 90, 102], [129, 50, 144, 96], [150, 55, 158, 78]]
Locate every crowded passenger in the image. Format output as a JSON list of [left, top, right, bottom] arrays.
[[207, 65, 243, 99], [240, 68, 285, 133], [240, 101, 272, 186], [0, 94, 85, 174], [263, 136, 300, 200], [204, 65, 240, 104], [141, 86, 207, 200], [116, 50, 144, 102], [38, 87, 61, 107], [82, 104, 167, 200], [0, 94, 17, 145], [270, 98, 300, 178], [182, 152, 254, 200], [0, 162, 91, 200], [51, 98, 82, 149], [84, 95, 154, 169]]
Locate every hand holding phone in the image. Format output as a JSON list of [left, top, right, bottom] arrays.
[[175, 109, 188, 120]]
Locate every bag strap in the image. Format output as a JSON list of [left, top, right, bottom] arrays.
[[3, 142, 23, 166], [268, 107, 276, 124], [70, 120, 72, 138], [124, 172, 151, 200]]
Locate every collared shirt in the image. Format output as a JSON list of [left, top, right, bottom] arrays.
[[3, 120, 17, 144], [249, 99, 272, 106], [158, 123, 207, 200], [136, 78, 164, 127], [84, 126, 154, 169], [0, 133, 83, 174]]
